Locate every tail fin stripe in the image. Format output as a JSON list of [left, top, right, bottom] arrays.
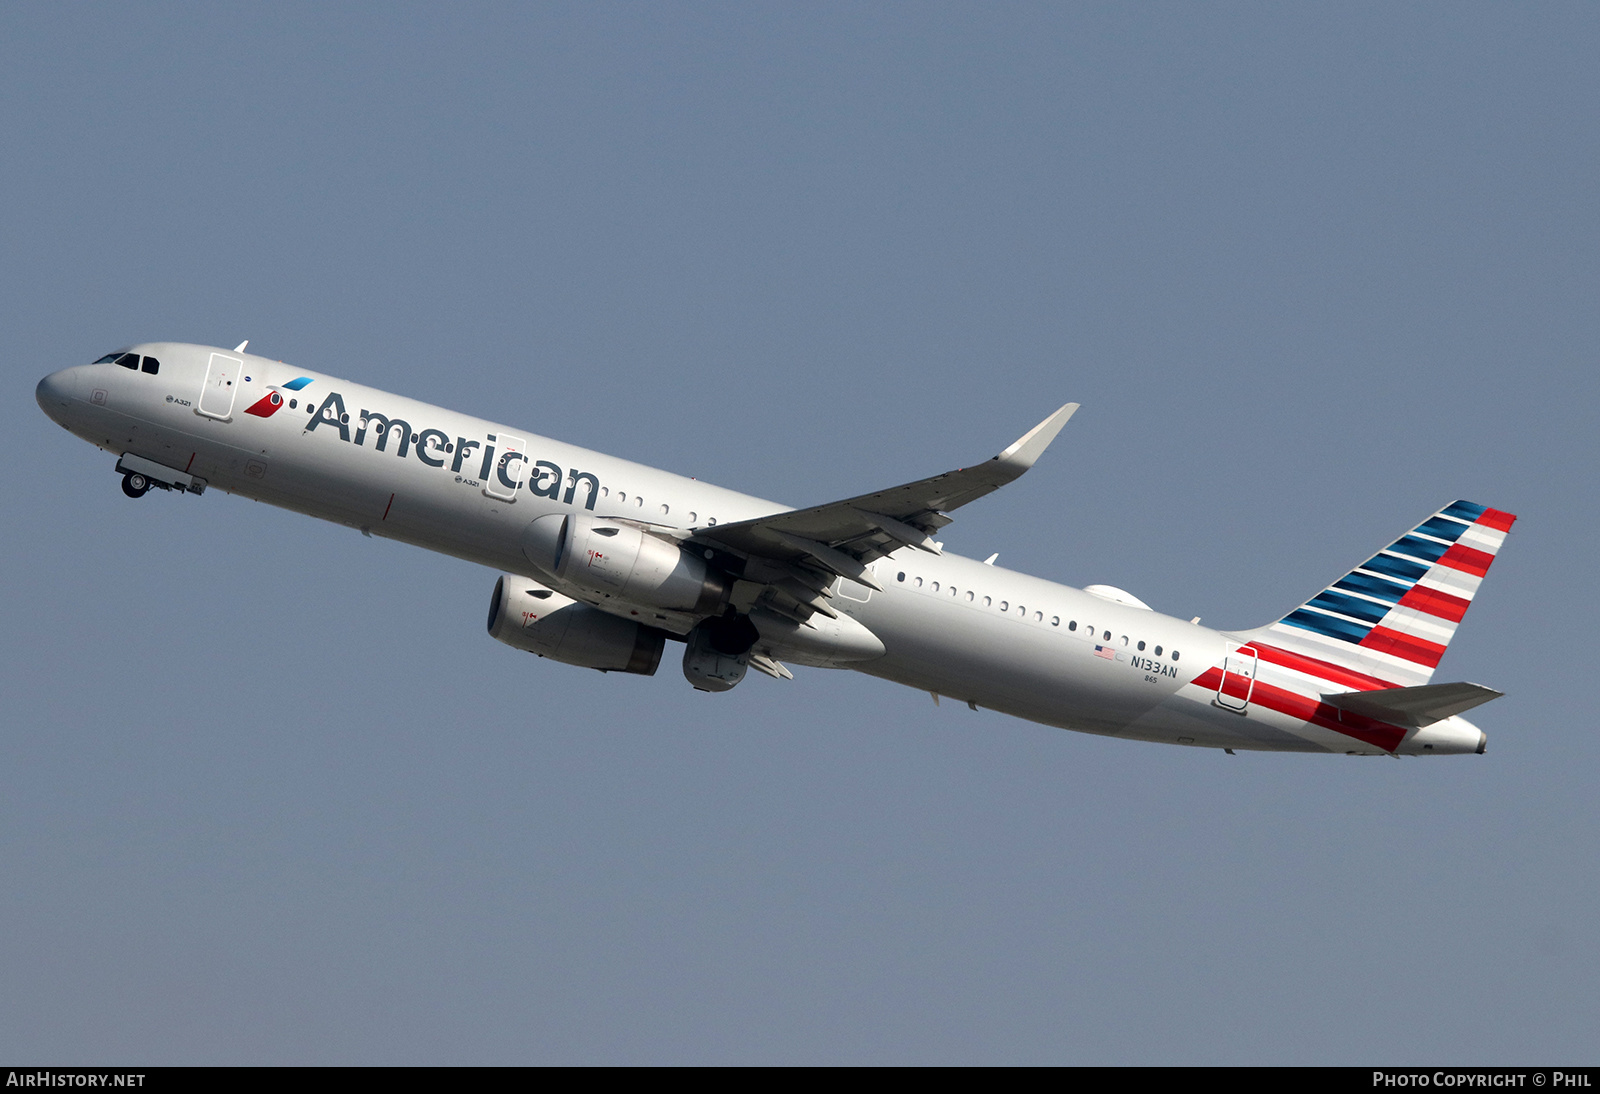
[[1334, 573, 1409, 603], [1457, 524, 1509, 554], [1251, 642, 1398, 691], [1308, 590, 1391, 624], [1442, 500, 1488, 521], [1418, 567, 1481, 599], [1362, 554, 1430, 583], [1382, 608, 1455, 644], [1416, 515, 1471, 542], [1360, 627, 1447, 668], [1282, 608, 1374, 643], [1389, 535, 1452, 564], [1397, 585, 1471, 623], [1437, 543, 1494, 578], [1477, 508, 1516, 532]]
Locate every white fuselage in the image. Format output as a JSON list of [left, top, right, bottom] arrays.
[[36, 343, 1488, 756]]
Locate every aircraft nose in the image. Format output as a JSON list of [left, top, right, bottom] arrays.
[[36, 368, 80, 424]]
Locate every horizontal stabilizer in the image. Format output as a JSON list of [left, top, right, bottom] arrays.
[[1321, 681, 1503, 728]]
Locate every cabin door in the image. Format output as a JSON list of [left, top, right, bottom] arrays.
[[197, 353, 242, 421]]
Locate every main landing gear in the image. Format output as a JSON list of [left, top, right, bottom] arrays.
[[121, 471, 150, 498]]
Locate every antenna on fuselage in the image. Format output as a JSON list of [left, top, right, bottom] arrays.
[[233, 340, 249, 353]]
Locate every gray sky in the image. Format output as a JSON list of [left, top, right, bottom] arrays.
[[3, 2, 1595, 1064]]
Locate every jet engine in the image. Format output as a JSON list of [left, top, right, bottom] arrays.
[[522, 513, 729, 616], [487, 574, 665, 675]]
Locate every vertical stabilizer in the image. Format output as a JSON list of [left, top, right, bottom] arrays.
[[1243, 500, 1516, 687]]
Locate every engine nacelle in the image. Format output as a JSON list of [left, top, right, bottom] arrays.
[[522, 513, 728, 615], [487, 574, 664, 675]]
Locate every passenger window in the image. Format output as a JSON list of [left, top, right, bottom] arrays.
[[914, 577, 923, 588], [966, 591, 974, 602], [999, 601, 1008, 611], [983, 596, 992, 607], [1103, 630, 1111, 641], [1034, 611, 1043, 622], [141, 356, 159, 374], [1068, 621, 1077, 632], [1154, 646, 1162, 656], [1137, 640, 1145, 651], [897, 572, 906, 583], [1051, 616, 1059, 626], [1172, 650, 1180, 662], [687, 511, 697, 522], [1120, 636, 1128, 646], [931, 582, 940, 592]]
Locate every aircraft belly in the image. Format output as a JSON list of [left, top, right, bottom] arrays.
[[850, 584, 1172, 737], [1123, 695, 1328, 752]]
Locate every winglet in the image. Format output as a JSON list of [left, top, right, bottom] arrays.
[[994, 402, 1078, 475]]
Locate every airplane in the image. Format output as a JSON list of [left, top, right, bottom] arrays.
[[36, 342, 1516, 756]]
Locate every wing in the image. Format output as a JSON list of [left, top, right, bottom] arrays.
[[692, 403, 1078, 619]]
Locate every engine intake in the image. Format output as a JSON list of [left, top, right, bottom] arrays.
[[522, 513, 729, 615], [487, 574, 664, 675]]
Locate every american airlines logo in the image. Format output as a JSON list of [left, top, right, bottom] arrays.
[[283, 385, 605, 509], [244, 376, 314, 418]]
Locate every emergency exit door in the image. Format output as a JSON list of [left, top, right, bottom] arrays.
[[1217, 645, 1258, 712]]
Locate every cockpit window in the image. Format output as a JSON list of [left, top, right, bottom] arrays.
[[93, 350, 159, 374]]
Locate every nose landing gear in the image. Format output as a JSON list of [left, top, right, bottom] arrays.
[[112, 455, 206, 497]]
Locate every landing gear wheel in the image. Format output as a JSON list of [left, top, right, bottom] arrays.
[[121, 472, 150, 498]]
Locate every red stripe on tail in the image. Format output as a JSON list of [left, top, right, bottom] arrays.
[[1437, 543, 1494, 578], [1397, 584, 1471, 623], [1360, 625, 1447, 668], [1250, 642, 1397, 691]]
